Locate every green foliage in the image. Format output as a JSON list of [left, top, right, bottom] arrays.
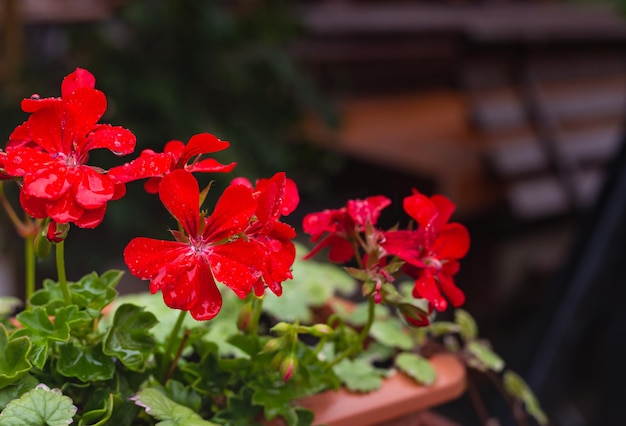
[[133, 388, 218, 426], [504, 371, 549, 426], [332, 359, 384, 392], [103, 304, 158, 372], [395, 353, 436, 386], [0, 384, 77, 426], [0, 325, 31, 389]]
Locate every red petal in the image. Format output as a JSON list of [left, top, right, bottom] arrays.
[[438, 273, 466, 308], [188, 158, 236, 173], [124, 237, 193, 280], [22, 163, 71, 200], [203, 184, 256, 242], [209, 240, 264, 298], [74, 167, 114, 209], [63, 87, 106, 153], [255, 172, 285, 227], [189, 268, 223, 320], [26, 104, 63, 154], [108, 150, 171, 183], [412, 271, 448, 311], [161, 263, 202, 311], [281, 178, 300, 215], [381, 230, 424, 266], [163, 140, 184, 161], [5, 147, 55, 176], [61, 68, 96, 97], [21, 97, 61, 113], [431, 194, 456, 226], [46, 191, 84, 224], [182, 133, 230, 162], [159, 170, 200, 236], [347, 195, 390, 227], [19, 191, 48, 219], [403, 191, 438, 229], [432, 223, 470, 260], [74, 205, 107, 228], [143, 177, 161, 194], [85, 124, 136, 155]]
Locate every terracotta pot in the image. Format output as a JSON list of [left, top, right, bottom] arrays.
[[296, 353, 466, 426]]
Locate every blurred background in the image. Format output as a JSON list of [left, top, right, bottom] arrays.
[[1, 0, 626, 425]]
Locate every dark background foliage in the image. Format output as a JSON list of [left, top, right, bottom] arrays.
[[0, 0, 341, 281]]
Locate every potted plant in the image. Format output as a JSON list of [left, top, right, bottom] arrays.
[[0, 68, 547, 426]]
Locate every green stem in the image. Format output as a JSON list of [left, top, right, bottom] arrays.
[[55, 240, 71, 305], [249, 295, 264, 337], [358, 296, 376, 344], [24, 234, 35, 305], [161, 310, 188, 382]]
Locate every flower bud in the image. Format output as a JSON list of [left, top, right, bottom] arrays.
[[261, 337, 285, 354], [236, 303, 254, 333], [270, 322, 290, 335], [309, 324, 334, 338], [279, 354, 298, 381], [33, 231, 52, 259], [397, 303, 431, 328], [46, 221, 69, 243]]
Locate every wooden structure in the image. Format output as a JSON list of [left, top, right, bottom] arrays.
[[297, 1, 626, 218]]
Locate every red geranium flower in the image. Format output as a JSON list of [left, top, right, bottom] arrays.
[[124, 169, 265, 320], [109, 133, 236, 193], [2, 68, 136, 228], [382, 190, 470, 311], [233, 172, 299, 296], [302, 196, 390, 263]]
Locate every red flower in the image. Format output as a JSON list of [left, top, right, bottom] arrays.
[[382, 191, 469, 311], [234, 172, 299, 296], [2, 68, 136, 228], [302, 196, 390, 263], [123, 169, 265, 320], [109, 133, 236, 193]]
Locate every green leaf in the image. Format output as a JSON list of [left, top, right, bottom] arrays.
[[0, 297, 21, 320], [56, 340, 115, 382], [466, 340, 505, 373], [69, 271, 122, 319], [333, 358, 383, 392], [250, 379, 299, 425], [78, 393, 114, 426], [13, 306, 89, 369], [29, 279, 66, 314], [0, 375, 38, 410], [395, 352, 436, 385], [0, 384, 77, 426], [103, 304, 157, 371], [369, 318, 413, 350], [0, 324, 32, 389], [132, 388, 218, 426], [454, 309, 478, 341], [504, 371, 549, 426], [425, 321, 459, 337]]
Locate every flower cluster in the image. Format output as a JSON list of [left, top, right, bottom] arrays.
[[0, 68, 549, 426], [0, 68, 299, 321], [0, 67, 468, 325], [303, 191, 470, 324]]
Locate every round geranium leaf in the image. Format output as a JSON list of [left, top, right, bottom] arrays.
[[0, 383, 77, 425]]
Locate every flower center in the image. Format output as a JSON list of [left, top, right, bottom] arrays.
[[423, 256, 442, 270]]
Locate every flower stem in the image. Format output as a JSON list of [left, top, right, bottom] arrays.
[[249, 296, 264, 338], [55, 240, 71, 305], [24, 234, 35, 305], [162, 310, 188, 382], [358, 295, 376, 344]]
